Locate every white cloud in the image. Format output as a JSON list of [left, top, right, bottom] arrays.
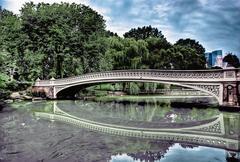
[[153, 3, 172, 18], [106, 21, 131, 36], [92, 5, 111, 15], [155, 25, 180, 43], [91, 5, 111, 21], [129, 0, 152, 18], [198, 0, 209, 6]]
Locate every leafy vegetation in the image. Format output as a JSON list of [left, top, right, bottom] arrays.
[[223, 53, 240, 68], [1, 2, 224, 98]]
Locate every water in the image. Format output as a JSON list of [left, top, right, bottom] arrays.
[[0, 97, 239, 162]]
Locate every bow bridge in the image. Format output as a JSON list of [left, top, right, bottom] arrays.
[[32, 68, 240, 107]]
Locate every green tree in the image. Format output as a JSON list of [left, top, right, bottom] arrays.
[[106, 37, 149, 69], [0, 7, 22, 81], [223, 53, 240, 68], [20, 2, 106, 79], [83, 34, 112, 73], [144, 37, 172, 69], [169, 45, 205, 70], [128, 82, 140, 95], [174, 39, 206, 69], [175, 38, 205, 55], [124, 25, 164, 40]]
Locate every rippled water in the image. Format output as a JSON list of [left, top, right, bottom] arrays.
[[0, 97, 239, 162]]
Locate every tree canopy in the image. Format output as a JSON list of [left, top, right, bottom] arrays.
[[0, 2, 209, 96], [175, 38, 205, 56], [123, 25, 164, 40], [223, 53, 240, 68]]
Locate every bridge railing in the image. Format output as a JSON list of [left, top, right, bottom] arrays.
[[34, 69, 237, 86]]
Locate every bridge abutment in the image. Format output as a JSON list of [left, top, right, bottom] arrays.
[[32, 86, 54, 98], [223, 82, 240, 107]]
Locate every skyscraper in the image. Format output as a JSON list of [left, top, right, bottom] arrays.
[[205, 50, 223, 68]]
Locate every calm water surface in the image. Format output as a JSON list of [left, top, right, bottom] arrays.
[[0, 97, 239, 162]]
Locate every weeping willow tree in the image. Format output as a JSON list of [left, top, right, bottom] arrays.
[[128, 82, 140, 95]]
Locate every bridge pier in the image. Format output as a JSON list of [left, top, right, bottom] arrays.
[[222, 68, 240, 108], [222, 82, 240, 107]]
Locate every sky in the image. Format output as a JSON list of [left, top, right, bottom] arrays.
[[0, 0, 240, 56]]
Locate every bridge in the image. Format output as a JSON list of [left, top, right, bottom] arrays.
[[34, 101, 240, 155], [32, 68, 240, 107]]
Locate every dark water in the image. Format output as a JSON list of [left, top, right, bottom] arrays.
[[0, 97, 239, 162]]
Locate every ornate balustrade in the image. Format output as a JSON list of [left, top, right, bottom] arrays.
[[35, 69, 231, 86]]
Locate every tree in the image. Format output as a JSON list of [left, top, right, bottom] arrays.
[[144, 37, 172, 68], [19, 2, 106, 79], [175, 38, 205, 56], [169, 45, 205, 70], [83, 34, 112, 73], [174, 38, 206, 69], [223, 53, 240, 68], [123, 25, 164, 40], [105, 30, 118, 37], [0, 7, 22, 81], [106, 37, 149, 70]]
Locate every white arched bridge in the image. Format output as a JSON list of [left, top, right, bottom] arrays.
[[32, 68, 240, 107]]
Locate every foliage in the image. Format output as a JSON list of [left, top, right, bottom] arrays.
[[95, 91, 108, 97], [128, 82, 140, 95], [0, 8, 20, 81], [106, 37, 149, 69], [0, 73, 9, 89], [83, 35, 112, 72], [174, 38, 206, 69], [124, 25, 164, 40], [169, 45, 206, 70], [223, 53, 240, 68], [6, 80, 18, 91], [0, 3, 213, 97], [0, 73, 10, 99], [175, 38, 205, 56], [19, 2, 106, 79]]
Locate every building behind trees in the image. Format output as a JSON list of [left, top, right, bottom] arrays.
[[205, 50, 223, 68]]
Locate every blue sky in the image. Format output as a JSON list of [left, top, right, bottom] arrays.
[[0, 0, 240, 55]]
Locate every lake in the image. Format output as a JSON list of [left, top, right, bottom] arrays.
[[0, 97, 239, 162]]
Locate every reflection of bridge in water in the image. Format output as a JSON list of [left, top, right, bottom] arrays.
[[34, 102, 240, 158]]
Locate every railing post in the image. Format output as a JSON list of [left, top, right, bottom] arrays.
[[50, 77, 55, 85], [50, 77, 56, 99], [35, 78, 40, 86]]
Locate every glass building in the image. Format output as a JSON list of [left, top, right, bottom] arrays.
[[205, 50, 223, 68]]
